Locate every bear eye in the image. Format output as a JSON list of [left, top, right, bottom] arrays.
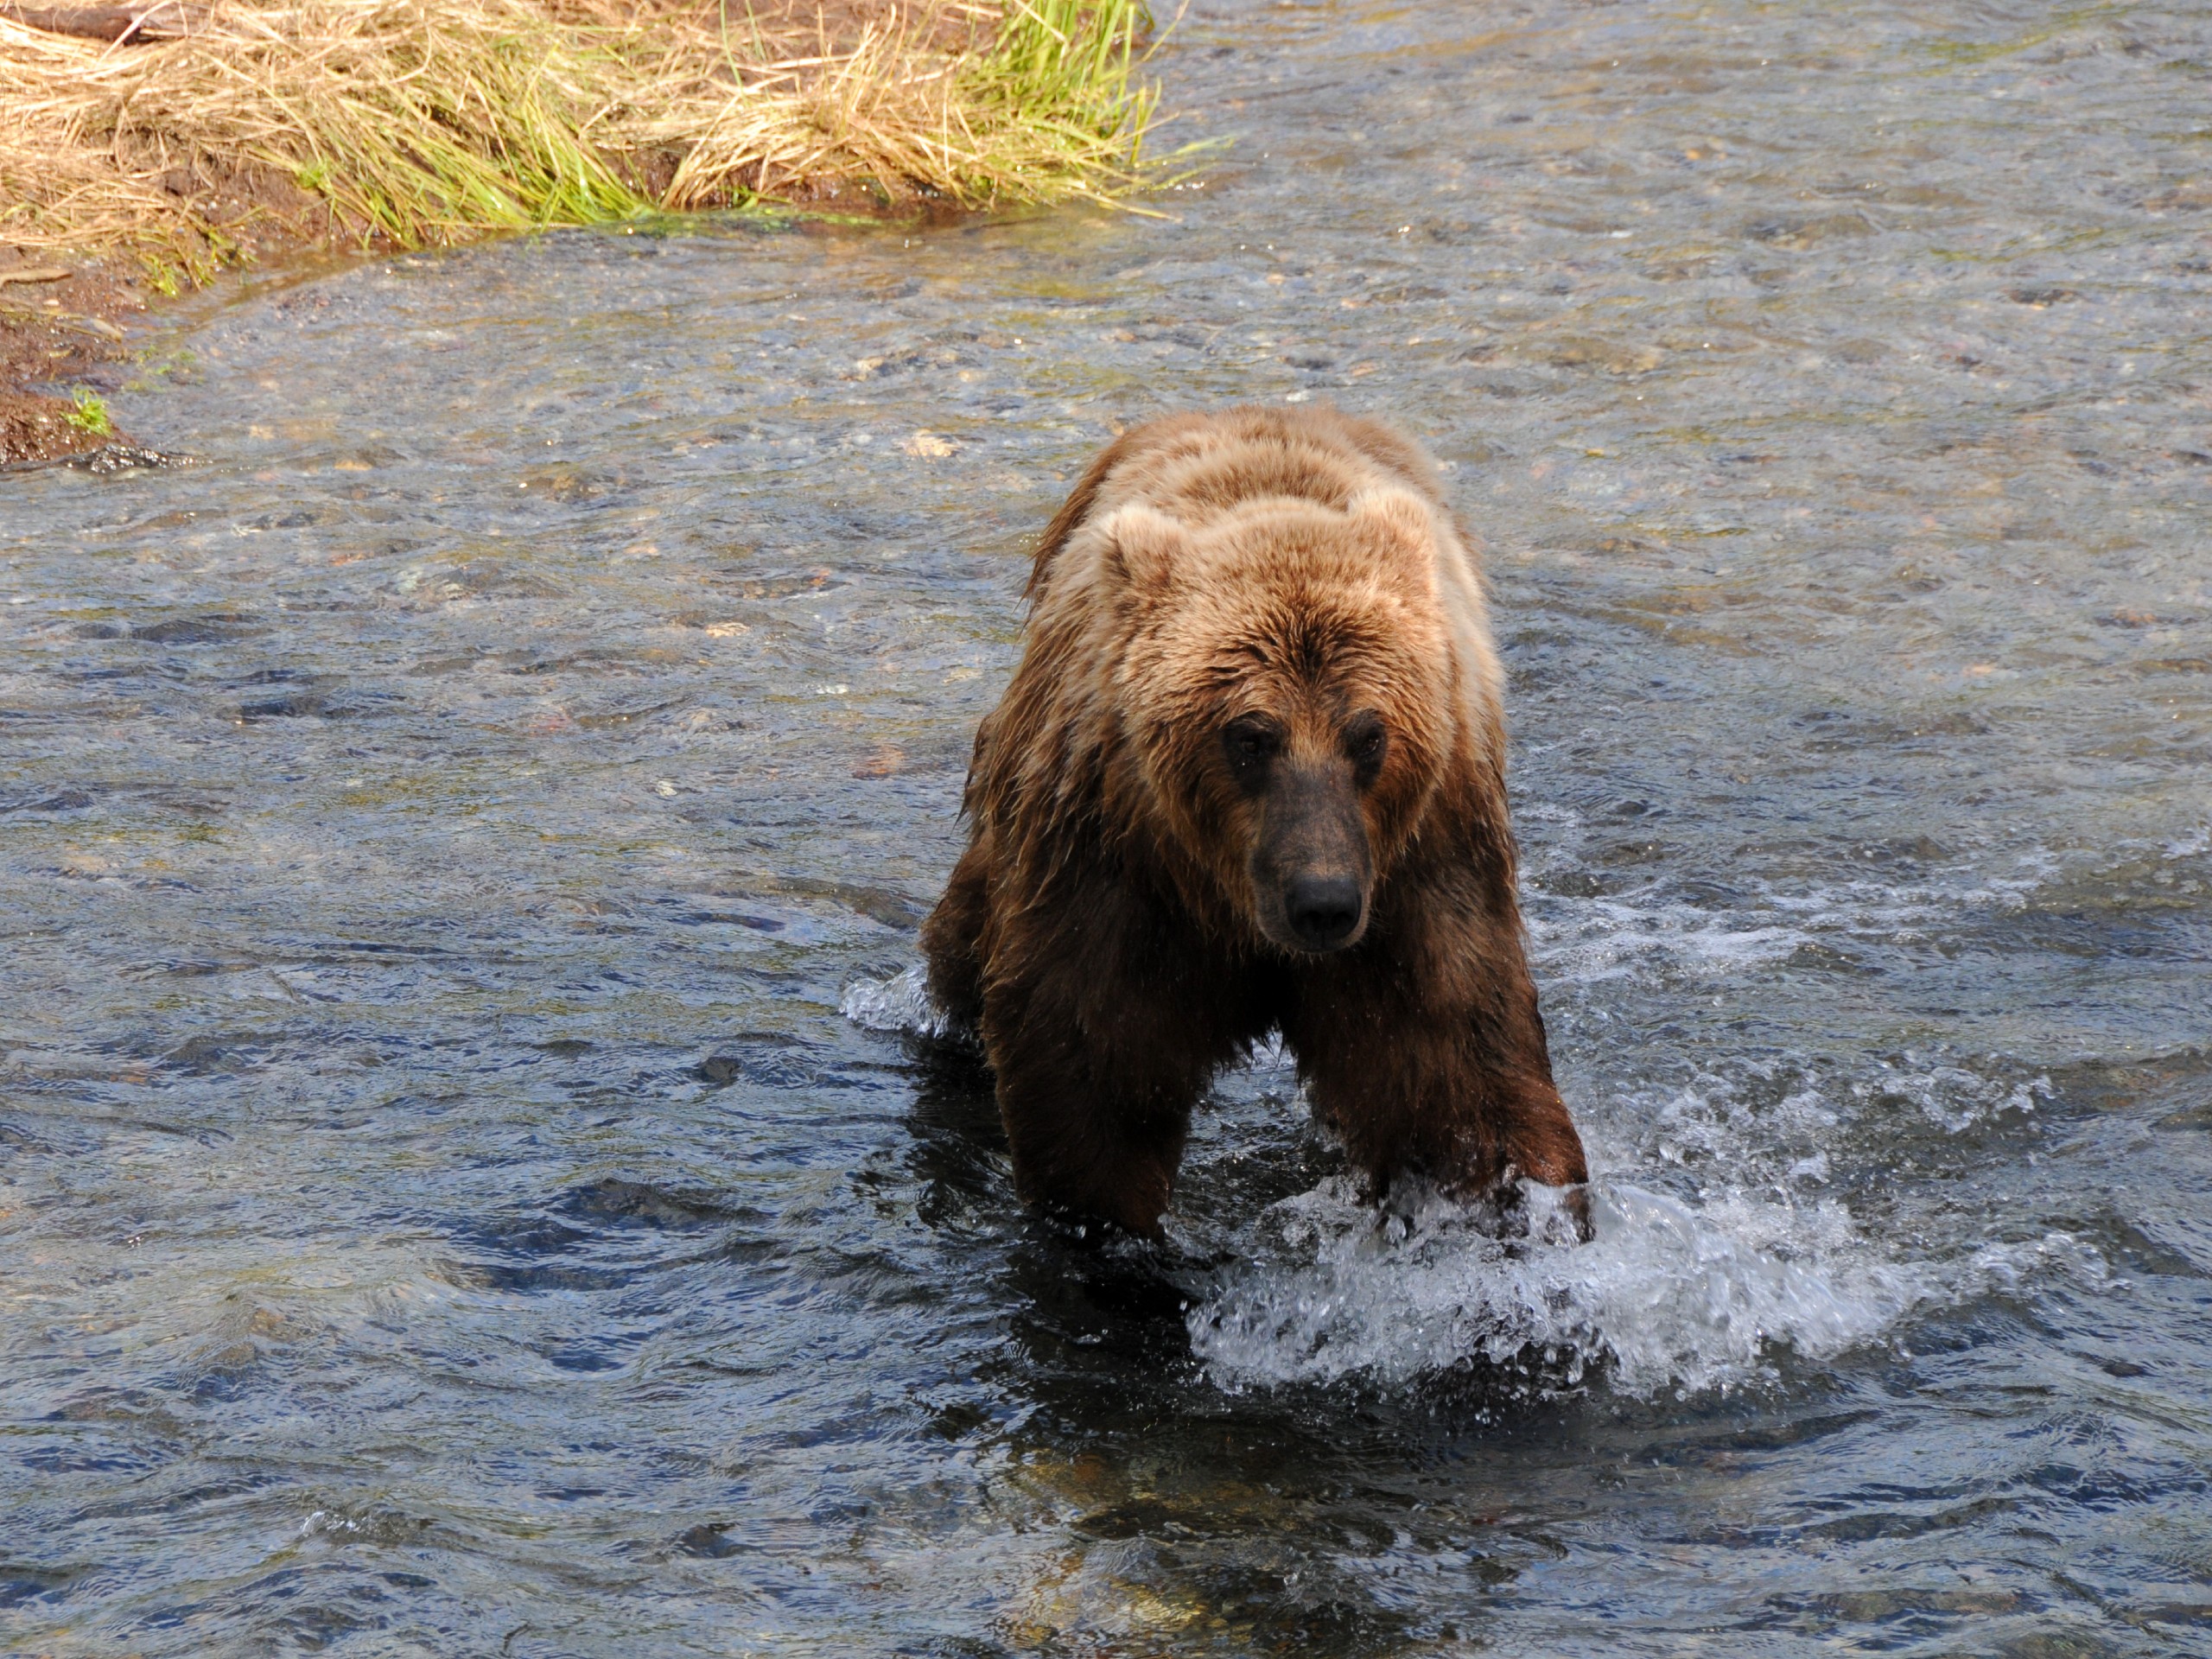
[[1222, 715, 1282, 775], [1345, 713, 1388, 775]]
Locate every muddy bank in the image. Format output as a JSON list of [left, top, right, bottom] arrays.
[[0, 255, 144, 464]]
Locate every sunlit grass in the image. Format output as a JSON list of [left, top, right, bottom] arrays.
[[65, 388, 115, 435]]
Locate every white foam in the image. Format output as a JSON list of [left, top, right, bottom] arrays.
[[1186, 1176, 2103, 1399], [1523, 867, 2045, 988], [1516, 804, 2051, 990], [1529, 897, 1806, 982], [1853, 1062, 2051, 1135], [1184, 1042, 2089, 1399], [840, 963, 959, 1039], [2164, 823, 2210, 861]]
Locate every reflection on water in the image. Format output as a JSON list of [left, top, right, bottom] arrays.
[[4, 0, 2211, 1651]]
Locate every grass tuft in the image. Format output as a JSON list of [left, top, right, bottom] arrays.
[[0, 0, 1166, 263], [66, 388, 116, 435]]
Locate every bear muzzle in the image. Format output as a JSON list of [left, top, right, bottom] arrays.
[[1249, 761, 1376, 955], [1283, 872, 1365, 950]]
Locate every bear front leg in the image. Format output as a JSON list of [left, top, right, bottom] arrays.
[[1287, 876, 1587, 1205], [977, 870, 1249, 1239], [920, 830, 995, 1036], [987, 1014, 1193, 1238]]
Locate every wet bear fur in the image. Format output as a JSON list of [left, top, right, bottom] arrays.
[[921, 404, 1587, 1238]]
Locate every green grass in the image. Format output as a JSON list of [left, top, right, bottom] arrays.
[[65, 388, 114, 437], [278, 0, 1166, 242], [964, 0, 1160, 193], [278, 8, 658, 244]]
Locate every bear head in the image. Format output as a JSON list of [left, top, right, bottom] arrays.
[[1102, 487, 1460, 955]]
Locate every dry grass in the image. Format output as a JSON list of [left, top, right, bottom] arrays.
[[0, 0, 1160, 270]]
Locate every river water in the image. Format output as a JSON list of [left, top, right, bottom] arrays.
[[5, 0, 2210, 1652]]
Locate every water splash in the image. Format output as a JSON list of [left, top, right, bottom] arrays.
[[849, 963, 2096, 1401], [1186, 1178, 2102, 1398], [841, 963, 959, 1039]]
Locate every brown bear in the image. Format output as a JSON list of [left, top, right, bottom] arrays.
[[920, 404, 1586, 1238]]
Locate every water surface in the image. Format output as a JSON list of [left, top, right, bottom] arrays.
[[4, 0, 2211, 1652]]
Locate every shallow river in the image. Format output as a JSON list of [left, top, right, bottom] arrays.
[[6, 0, 2212, 1652]]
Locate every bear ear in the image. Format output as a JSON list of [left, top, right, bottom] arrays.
[[1347, 488, 1440, 593], [1096, 505, 1186, 595]]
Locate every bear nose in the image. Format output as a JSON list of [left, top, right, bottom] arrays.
[[1285, 874, 1363, 950]]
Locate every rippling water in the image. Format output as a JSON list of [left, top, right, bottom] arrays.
[[6, 0, 2211, 1652]]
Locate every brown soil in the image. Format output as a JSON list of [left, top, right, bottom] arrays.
[[0, 386, 108, 464], [0, 253, 145, 465]]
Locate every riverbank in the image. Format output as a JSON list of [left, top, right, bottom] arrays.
[[0, 258, 143, 466], [0, 0, 1160, 464]]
